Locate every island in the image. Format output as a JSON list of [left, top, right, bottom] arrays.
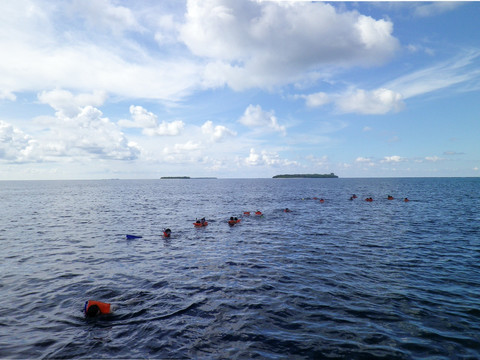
[[161, 176, 190, 179], [273, 173, 338, 179], [160, 176, 218, 179]]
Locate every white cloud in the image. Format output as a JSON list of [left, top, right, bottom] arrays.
[[1, 102, 140, 163], [47, 105, 140, 160], [119, 105, 184, 136], [384, 50, 480, 99], [425, 156, 444, 162], [71, 0, 145, 35], [201, 120, 236, 142], [0, 120, 38, 163], [302, 92, 331, 108], [300, 50, 480, 115], [355, 156, 375, 167], [413, 2, 462, 18], [0, 1, 202, 102], [336, 88, 405, 114], [244, 148, 297, 167], [180, 0, 399, 89], [381, 155, 404, 163], [162, 140, 202, 163], [0, 90, 16, 101], [306, 155, 329, 167], [38, 89, 107, 117], [239, 105, 286, 135]]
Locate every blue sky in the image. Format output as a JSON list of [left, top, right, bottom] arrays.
[[0, 0, 479, 179]]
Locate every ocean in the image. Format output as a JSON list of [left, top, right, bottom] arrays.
[[1, 178, 479, 359]]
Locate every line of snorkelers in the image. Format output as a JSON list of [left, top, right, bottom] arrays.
[[348, 194, 409, 202], [125, 195, 410, 241]]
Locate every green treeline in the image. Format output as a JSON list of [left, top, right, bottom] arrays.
[[273, 173, 338, 179]]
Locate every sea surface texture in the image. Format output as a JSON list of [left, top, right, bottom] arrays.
[[1, 178, 479, 359]]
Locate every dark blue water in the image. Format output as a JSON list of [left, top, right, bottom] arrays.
[[1, 178, 479, 359]]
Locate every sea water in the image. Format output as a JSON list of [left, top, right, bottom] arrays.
[[0, 178, 479, 359]]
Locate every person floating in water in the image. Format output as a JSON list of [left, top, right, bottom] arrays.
[[163, 228, 171, 237], [255, 211, 262, 215], [228, 216, 240, 226], [84, 300, 114, 317], [388, 195, 394, 200], [404, 198, 409, 202], [201, 217, 206, 225], [284, 208, 291, 212], [319, 198, 325, 203]]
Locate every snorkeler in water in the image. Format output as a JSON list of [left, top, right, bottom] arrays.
[[84, 300, 114, 317]]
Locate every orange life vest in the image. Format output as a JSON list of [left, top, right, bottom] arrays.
[[84, 300, 111, 315]]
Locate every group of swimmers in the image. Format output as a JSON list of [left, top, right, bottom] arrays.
[[347, 194, 409, 202]]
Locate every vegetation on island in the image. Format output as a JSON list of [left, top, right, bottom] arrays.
[[161, 176, 190, 179], [273, 173, 338, 179], [160, 176, 218, 179]]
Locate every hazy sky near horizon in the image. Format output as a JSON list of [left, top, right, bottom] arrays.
[[1, 0, 479, 179]]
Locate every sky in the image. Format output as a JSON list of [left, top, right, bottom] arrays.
[[0, 0, 479, 180]]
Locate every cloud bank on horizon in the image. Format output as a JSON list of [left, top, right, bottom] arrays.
[[0, 0, 479, 179]]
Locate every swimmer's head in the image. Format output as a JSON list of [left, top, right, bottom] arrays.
[[85, 304, 101, 317]]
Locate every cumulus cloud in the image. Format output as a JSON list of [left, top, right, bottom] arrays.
[[38, 89, 107, 117], [201, 120, 236, 142], [0, 120, 38, 163], [1, 101, 140, 163], [239, 105, 286, 135], [46, 105, 140, 160], [355, 156, 375, 167], [336, 88, 405, 114], [119, 105, 184, 136], [381, 155, 404, 163], [299, 87, 404, 114], [162, 140, 202, 163], [180, 0, 399, 89], [244, 148, 297, 167]]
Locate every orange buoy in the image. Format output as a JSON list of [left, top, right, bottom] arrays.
[[255, 211, 262, 216], [243, 211, 250, 216]]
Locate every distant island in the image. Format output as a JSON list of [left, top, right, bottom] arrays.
[[273, 173, 338, 179], [160, 176, 218, 179]]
